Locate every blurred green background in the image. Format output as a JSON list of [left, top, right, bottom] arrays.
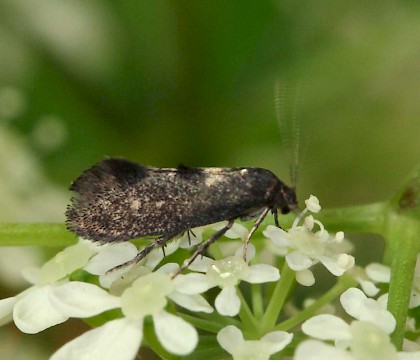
[[0, 0, 419, 358]]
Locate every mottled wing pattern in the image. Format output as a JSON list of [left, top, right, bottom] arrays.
[[66, 158, 279, 243]]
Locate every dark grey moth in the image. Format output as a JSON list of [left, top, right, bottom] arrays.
[[66, 158, 298, 272]]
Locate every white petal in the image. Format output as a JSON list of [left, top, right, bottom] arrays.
[[358, 300, 396, 334], [305, 195, 321, 213], [51, 318, 143, 360], [302, 314, 351, 341], [99, 266, 134, 289], [187, 256, 214, 272], [168, 292, 213, 313], [409, 291, 420, 309], [296, 269, 315, 286], [340, 287, 367, 319], [234, 243, 256, 261], [144, 247, 165, 269], [213, 222, 248, 240], [13, 286, 68, 333], [377, 293, 389, 309], [156, 262, 180, 275], [349, 321, 397, 359], [242, 264, 280, 283], [172, 273, 212, 294], [153, 310, 198, 355], [319, 255, 348, 276], [398, 352, 420, 360], [84, 243, 138, 275], [263, 225, 291, 247], [366, 263, 391, 283], [215, 286, 240, 316], [178, 229, 203, 248], [0, 297, 17, 326], [108, 265, 151, 296], [286, 251, 312, 271], [295, 340, 353, 360], [39, 242, 96, 284], [49, 282, 120, 317], [359, 279, 380, 297], [21, 266, 41, 284], [261, 331, 293, 353], [217, 325, 244, 354]]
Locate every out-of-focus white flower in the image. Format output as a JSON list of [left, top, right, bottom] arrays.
[[217, 325, 293, 360], [0, 239, 98, 333], [294, 287, 420, 360], [264, 196, 354, 285], [183, 244, 280, 316], [50, 263, 212, 359], [353, 257, 420, 310]]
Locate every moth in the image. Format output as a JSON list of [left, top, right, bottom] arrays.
[[66, 158, 298, 272]]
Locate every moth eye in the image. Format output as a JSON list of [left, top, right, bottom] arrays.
[[281, 206, 291, 214]]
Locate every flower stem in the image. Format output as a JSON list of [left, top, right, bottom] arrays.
[[237, 288, 260, 333], [386, 213, 420, 349], [273, 273, 357, 331], [0, 223, 75, 246], [251, 283, 264, 319], [260, 262, 295, 332], [315, 202, 387, 234], [178, 314, 226, 334]]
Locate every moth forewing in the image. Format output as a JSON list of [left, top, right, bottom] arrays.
[[66, 158, 297, 271]]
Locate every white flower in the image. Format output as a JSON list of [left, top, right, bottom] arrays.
[[296, 321, 420, 360], [183, 244, 280, 316], [294, 287, 420, 360], [264, 197, 354, 285], [0, 239, 97, 333], [353, 256, 420, 309], [51, 264, 212, 359], [84, 237, 186, 288], [305, 195, 321, 213], [217, 325, 292, 360]]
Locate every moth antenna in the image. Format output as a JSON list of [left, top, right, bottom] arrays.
[[274, 77, 307, 188]]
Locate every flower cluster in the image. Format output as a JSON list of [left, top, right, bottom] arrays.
[[263, 195, 355, 286], [0, 195, 418, 359], [296, 288, 420, 359]]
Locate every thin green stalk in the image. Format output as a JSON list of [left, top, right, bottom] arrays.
[[316, 202, 387, 234], [273, 274, 357, 331], [237, 288, 259, 333], [260, 262, 295, 332], [178, 314, 226, 333], [386, 213, 420, 349], [251, 283, 264, 319], [0, 223, 75, 246]]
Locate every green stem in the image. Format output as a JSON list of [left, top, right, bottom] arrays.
[[316, 202, 387, 234], [273, 274, 357, 331], [237, 288, 259, 333], [260, 262, 295, 332], [251, 283, 264, 319], [385, 213, 420, 349], [178, 314, 226, 334], [0, 223, 75, 246]]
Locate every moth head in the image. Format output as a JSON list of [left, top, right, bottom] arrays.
[[276, 184, 298, 214]]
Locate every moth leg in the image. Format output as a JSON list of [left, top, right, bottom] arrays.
[[173, 219, 235, 277], [272, 209, 280, 228], [242, 207, 270, 261], [107, 233, 176, 274]]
